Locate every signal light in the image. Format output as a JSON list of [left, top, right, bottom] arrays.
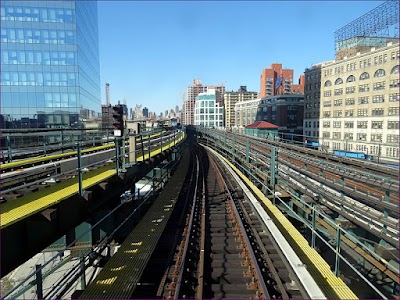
[[113, 105, 124, 136]]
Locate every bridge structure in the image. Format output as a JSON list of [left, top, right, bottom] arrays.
[[1, 126, 398, 299]]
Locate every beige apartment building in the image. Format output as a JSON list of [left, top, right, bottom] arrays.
[[224, 86, 258, 128], [319, 41, 399, 162], [234, 98, 261, 132]]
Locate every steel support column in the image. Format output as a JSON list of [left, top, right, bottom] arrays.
[[270, 147, 276, 205], [77, 143, 83, 197]]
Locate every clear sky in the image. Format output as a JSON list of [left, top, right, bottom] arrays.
[[97, 1, 383, 115]]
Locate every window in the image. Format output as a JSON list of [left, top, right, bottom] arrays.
[[323, 121, 330, 128], [334, 100, 342, 106], [345, 109, 354, 117], [346, 75, 356, 82], [372, 95, 384, 103], [357, 121, 368, 129], [371, 121, 383, 129], [344, 121, 354, 128], [373, 82, 385, 90], [346, 86, 355, 94], [322, 132, 330, 138], [345, 98, 355, 105], [333, 121, 341, 128], [390, 65, 399, 74], [333, 132, 341, 139], [334, 88, 343, 96], [371, 108, 384, 116], [388, 121, 399, 129], [344, 133, 353, 140], [390, 79, 399, 88], [358, 97, 369, 104], [324, 91, 332, 97], [324, 80, 332, 87], [335, 78, 343, 85], [333, 110, 342, 117], [389, 93, 399, 102], [357, 133, 367, 141], [357, 109, 368, 117], [387, 135, 399, 143], [374, 69, 385, 77], [388, 107, 399, 116], [359, 84, 369, 92], [323, 111, 331, 117], [360, 72, 370, 80]]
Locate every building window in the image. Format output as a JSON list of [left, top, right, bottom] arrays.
[[357, 133, 367, 141], [374, 69, 385, 77], [388, 121, 399, 129], [333, 121, 341, 128], [334, 99, 342, 106], [323, 121, 330, 128], [389, 93, 400, 102], [322, 132, 330, 138], [344, 133, 354, 140], [357, 109, 368, 117], [359, 72, 370, 80], [390, 65, 399, 74], [358, 96, 369, 104], [333, 110, 342, 117], [344, 121, 354, 128], [334, 88, 343, 96], [359, 84, 369, 92], [335, 78, 343, 85], [333, 132, 341, 139], [357, 121, 368, 129], [387, 135, 399, 144], [346, 75, 356, 82], [371, 108, 384, 116], [388, 107, 399, 116], [345, 98, 355, 105], [323, 111, 331, 117], [324, 91, 332, 97], [390, 79, 399, 88], [345, 109, 354, 117], [346, 86, 355, 94], [371, 121, 383, 129], [324, 80, 332, 87], [372, 95, 385, 103], [373, 82, 385, 90]]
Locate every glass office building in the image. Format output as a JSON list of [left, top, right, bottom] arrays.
[[1, 0, 101, 129]]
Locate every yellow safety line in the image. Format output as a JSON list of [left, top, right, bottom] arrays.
[[0, 166, 115, 229], [1, 133, 185, 229], [208, 147, 358, 300]]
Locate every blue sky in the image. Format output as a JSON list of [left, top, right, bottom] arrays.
[[98, 1, 383, 115]]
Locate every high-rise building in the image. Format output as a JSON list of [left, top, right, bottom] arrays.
[[183, 79, 225, 125], [142, 107, 149, 118], [234, 98, 261, 130], [194, 88, 224, 128], [175, 105, 179, 114], [224, 86, 258, 128], [134, 104, 143, 120], [1, 1, 101, 130], [259, 63, 304, 98], [304, 63, 324, 141]]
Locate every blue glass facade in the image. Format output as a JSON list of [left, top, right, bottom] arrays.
[[1, 0, 101, 129]]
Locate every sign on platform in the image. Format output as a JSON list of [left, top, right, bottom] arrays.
[[114, 129, 122, 136]]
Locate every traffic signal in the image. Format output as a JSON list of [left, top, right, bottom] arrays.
[[112, 105, 124, 136]]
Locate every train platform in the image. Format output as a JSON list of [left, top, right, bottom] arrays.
[[0, 134, 185, 229]]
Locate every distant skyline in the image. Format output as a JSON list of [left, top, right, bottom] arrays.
[[98, 1, 383, 115]]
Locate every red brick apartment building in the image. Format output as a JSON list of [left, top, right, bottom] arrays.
[[259, 63, 305, 98]]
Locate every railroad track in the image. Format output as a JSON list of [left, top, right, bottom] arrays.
[[154, 145, 311, 299]]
